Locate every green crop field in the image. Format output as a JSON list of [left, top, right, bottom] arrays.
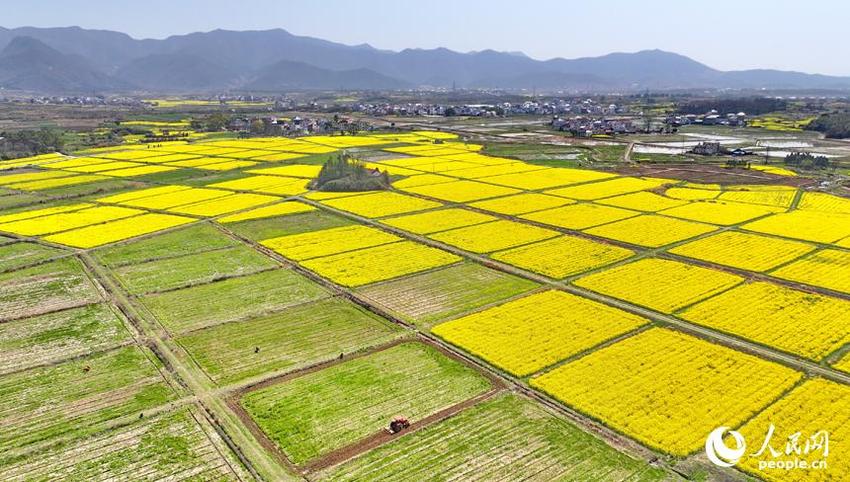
[[142, 268, 330, 333], [179, 298, 404, 385], [319, 393, 666, 481], [0, 408, 248, 481], [94, 222, 238, 268], [357, 262, 538, 328], [225, 210, 353, 241], [0, 346, 175, 456], [241, 342, 492, 465], [0, 241, 66, 272], [111, 245, 278, 295], [0, 303, 131, 375], [0, 257, 101, 321]]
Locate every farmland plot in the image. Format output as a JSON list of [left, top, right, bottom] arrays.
[[743, 210, 850, 244], [225, 210, 353, 241], [735, 379, 849, 482], [681, 281, 850, 360], [262, 225, 401, 261], [241, 342, 492, 465], [111, 245, 278, 295], [142, 268, 329, 334], [300, 241, 461, 287], [0, 303, 131, 375], [0, 346, 175, 455], [179, 298, 403, 385], [433, 290, 649, 376], [545, 177, 670, 200], [93, 222, 238, 268], [0, 257, 101, 321], [521, 203, 639, 230], [574, 258, 743, 313], [659, 200, 781, 226], [319, 393, 666, 482], [771, 248, 850, 294], [468, 192, 574, 215], [531, 328, 801, 455], [0, 408, 247, 481], [320, 191, 442, 218], [429, 220, 559, 253], [381, 208, 497, 235], [669, 231, 815, 272], [357, 262, 538, 328], [43, 212, 196, 248], [584, 214, 717, 247], [0, 241, 66, 272], [596, 191, 688, 212], [491, 235, 634, 279], [401, 180, 521, 203]]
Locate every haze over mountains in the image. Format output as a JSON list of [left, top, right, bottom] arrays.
[[1, 26, 849, 94]]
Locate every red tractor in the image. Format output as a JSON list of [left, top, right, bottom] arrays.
[[388, 416, 410, 434]]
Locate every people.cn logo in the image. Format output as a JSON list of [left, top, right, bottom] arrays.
[[705, 426, 747, 467]]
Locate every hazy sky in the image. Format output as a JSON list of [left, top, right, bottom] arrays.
[[2, 0, 847, 75]]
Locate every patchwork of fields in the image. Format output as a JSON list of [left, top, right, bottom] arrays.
[[1, 130, 849, 481]]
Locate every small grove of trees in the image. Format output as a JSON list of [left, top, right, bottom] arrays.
[[310, 152, 390, 192], [805, 112, 850, 139], [190, 113, 231, 132], [0, 128, 65, 160], [677, 97, 787, 116], [784, 152, 832, 170]]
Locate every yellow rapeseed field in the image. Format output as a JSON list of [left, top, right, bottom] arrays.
[[669, 231, 815, 272], [717, 188, 797, 208], [735, 379, 849, 482], [167, 193, 279, 217], [468, 193, 573, 215], [682, 281, 850, 360], [0, 170, 76, 185], [0, 205, 143, 236], [429, 219, 559, 253], [584, 214, 717, 247], [797, 191, 850, 214], [481, 168, 614, 190], [659, 200, 781, 226], [664, 187, 721, 201], [491, 235, 634, 279], [545, 177, 670, 200], [391, 174, 455, 189], [0, 203, 93, 224], [381, 208, 497, 234], [401, 180, 521, 203], [743, 210, 850, 244], [43, 213, 195, 248], [211, 175, 309, 195], [530, 328, 802, 456], [771, 248, 850, 294], [448, 162, 544, 179], [116, 187, 231, 210], [432, 290, 649, 376], [574, 258, 743, 313], [263, 224, 401, 261], [300, 240, 460, 287], [217, 202, 315, 223], [320, 191, 442, 218], [521, 203, 639, 230], [596, 191, 688, 212], [98, 185, 189, 204], [7, 174, 107, 191]]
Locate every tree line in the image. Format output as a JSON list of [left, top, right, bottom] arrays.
[[805, 112, 850, 139]]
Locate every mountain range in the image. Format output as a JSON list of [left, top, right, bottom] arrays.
[[1, 26, 849, 94]]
